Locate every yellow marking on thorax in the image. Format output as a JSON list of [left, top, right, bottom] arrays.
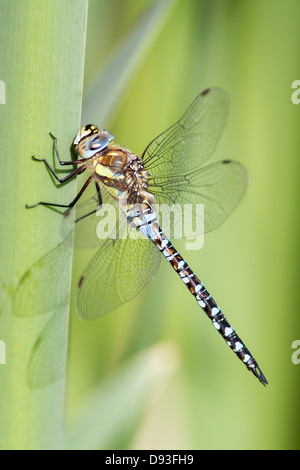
[[94, 161, 125, 181]]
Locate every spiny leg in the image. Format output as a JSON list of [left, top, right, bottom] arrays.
[[49, 132, 83, 166], [31, 155, 88, 184], [74, 181, 103, 223], [95, 181, 102, 207], [30, 132, 87, 183], [26, 174, 93, 209]]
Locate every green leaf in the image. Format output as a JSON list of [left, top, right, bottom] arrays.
[[0, 0, 88, 450], [64, 342, 179, 450], [82, 0, 176, 125]]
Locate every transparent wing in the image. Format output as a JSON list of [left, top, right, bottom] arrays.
[[27, 305, 69, 389], [60, 196, 100, 248], [142, 88, 229, 176], [141, 88, 248, 236], [76, 231, 161, 320], [61, 184, 123, 249], [151, 160, 248, 237], [61, 188, 161, 319], [14, 235, 72, 317]]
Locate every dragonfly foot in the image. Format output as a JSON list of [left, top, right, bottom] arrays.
[[26, 202, 40, 208], [32, 155, 44, 162]]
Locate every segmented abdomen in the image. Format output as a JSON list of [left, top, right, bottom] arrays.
[[150, 229, 267, 385], [131, 200, 267, 385]]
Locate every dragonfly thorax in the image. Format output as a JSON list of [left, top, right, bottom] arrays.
[[92, 146, 151, 204]]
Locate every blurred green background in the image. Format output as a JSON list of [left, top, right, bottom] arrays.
[[65, 0, 300, 449]]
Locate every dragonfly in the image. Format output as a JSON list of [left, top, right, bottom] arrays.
[[27, 88, 267, 386]]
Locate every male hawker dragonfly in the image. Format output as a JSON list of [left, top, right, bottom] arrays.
[[27, 88, 267, 385]]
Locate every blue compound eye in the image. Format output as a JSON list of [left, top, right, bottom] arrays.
[[73, 125, 114, 158]]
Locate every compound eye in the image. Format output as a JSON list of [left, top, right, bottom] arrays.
[[87, 135, 109, 151], [74, 127, 114, 158]]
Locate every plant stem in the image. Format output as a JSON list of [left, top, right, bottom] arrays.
[[0, 0, 88, 449]]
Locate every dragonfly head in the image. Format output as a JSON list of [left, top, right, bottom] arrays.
[[73, 124, 114, 159]]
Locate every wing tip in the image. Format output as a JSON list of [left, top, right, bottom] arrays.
[[201, 88, 211, 96], [78, 275, 85, 288]]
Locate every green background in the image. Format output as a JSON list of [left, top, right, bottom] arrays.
[[1, 0, 299, 450], [66, 0, 300, 449]]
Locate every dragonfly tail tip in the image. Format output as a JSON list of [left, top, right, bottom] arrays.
[[252, 365, 268, 386]]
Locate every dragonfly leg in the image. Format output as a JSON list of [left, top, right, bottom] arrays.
[[95, 181, 102, 206], [31, 155, 88, 183], [30, 132, 86, 180], [49, 132, 84, 166], [74, 181, 102, 223], [26, 174, 93, 209]]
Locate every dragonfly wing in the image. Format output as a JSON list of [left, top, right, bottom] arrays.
[[61, 188, 162, 319], [142, 88, 229, 177], [61, 184, 122, 249], [150, 160, 248, 237], [76, 231, 161, 320], [141, 88, 247, 237], [14, 234, 72, 317]]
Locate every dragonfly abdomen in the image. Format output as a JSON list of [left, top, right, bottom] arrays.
[[150, 228, 268, 386]]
